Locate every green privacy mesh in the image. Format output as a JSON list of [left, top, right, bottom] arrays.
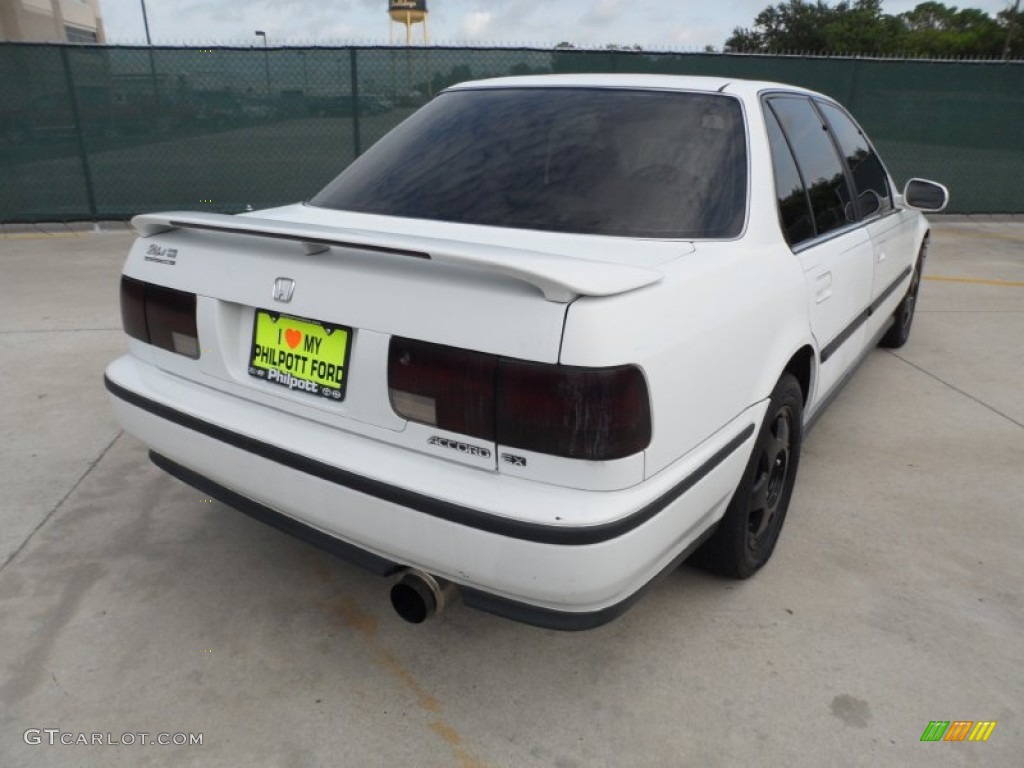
[[1, 43, 1020, 221]]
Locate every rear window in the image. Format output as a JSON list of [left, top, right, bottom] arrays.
[[310, 88, 748, 239]]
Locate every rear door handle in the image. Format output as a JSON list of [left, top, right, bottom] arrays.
[[815, 272, 833, 303]]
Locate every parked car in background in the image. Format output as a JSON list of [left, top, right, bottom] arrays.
[[307, 93, 393, 117], [105, 74, 947, 629]]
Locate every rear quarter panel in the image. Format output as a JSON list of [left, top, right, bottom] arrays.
[[560, 241, 813, 477]]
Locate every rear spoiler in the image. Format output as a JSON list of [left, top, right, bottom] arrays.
[[131, 211, 664, 303]]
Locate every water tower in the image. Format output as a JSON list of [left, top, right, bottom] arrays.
[[389, 0, 429, 46]]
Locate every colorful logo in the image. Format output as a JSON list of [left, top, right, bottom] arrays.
[[920, 721, 997, 742]]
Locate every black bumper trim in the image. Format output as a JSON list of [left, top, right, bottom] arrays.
[[150, 451, 718, 631], [106, 374, 752, 545], [462, 520, 719, 631]]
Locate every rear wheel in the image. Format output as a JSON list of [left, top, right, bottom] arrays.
[[692, 373, 803, 578]]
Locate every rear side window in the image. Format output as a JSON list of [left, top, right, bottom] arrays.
[[764, 106, 814, 246], [310, 88, 748, 239], [767, 96, 854, 238], [816, 101, 892, 219]]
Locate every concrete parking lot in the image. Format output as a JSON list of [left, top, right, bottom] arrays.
[[1, 220, 1021, 767]]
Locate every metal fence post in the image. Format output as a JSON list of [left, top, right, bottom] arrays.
[[147, 47, 163, 122], [846, 56, 863, 116], [349, 47, 362, 158], [58, 45, 99, 219]]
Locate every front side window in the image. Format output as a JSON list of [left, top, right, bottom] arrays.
[[311, 88, 748, 239], [767, 96, 854, 238], [816, 101, 892, 219]]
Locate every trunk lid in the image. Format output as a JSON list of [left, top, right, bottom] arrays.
[[122, 207, 690, 465]]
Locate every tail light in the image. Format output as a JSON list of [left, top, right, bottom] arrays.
[[388, 338, 496, 440], [120, 275, 148, 342], [120, 276, 200, 359], [388, 337, 650, 461], [496, 360, 650, 460]]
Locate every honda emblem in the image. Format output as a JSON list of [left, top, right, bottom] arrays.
[[272, 277, 295, 303]]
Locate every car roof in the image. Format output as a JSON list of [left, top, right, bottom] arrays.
[[444, 73, 822, 99]]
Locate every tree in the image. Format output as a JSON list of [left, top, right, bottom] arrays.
[[897, 2, 1003, 56], [724, 0, 1023, 57], [726, 0, 842, 52], [999, 0, 1024, 58], [724, 0, 898, 53], [823, 0, 905, 52]]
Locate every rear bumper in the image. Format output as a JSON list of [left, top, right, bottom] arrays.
[[148, 451, 715, 630], [105, 354, 762, 628]]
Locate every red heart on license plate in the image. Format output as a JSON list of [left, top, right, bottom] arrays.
[[285, 328, 302, 349]]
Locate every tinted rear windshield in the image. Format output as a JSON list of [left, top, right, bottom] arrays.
[[310, 88, 747, 239]]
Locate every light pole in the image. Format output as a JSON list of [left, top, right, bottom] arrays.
[[140, 1, 161, 125], [255, 30, 270, 97], [299, 50, 308, 94], [140, 0, 153, 45]]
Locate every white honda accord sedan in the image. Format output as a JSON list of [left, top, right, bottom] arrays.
[[105, 74, 948, 629]]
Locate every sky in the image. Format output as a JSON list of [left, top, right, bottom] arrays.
[[100, 0, 1015, 50]]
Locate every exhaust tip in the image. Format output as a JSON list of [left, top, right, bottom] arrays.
[[390, 570, 458, 624], [390, 573, 438, 624]]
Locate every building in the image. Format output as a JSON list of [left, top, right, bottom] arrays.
[[0, 0, 106, 43]]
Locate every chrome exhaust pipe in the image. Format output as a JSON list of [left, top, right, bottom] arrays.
[[390, 569, 458, 624]]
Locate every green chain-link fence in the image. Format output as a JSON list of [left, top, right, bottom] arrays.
[[1, 43, 1021, 221]]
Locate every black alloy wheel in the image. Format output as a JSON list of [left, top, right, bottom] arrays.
[[746, 404, 795, 554], [692, 372, 803, 579], [897, 263, 922, 336]]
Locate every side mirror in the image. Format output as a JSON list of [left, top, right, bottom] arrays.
[[903, 178, 949, 212]]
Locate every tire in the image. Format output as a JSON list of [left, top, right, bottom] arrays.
[[878, 248, 925, 349], [692, 373, 803, 579]]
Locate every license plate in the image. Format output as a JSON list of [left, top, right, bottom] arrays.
[[248, 310, 352, 401]]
